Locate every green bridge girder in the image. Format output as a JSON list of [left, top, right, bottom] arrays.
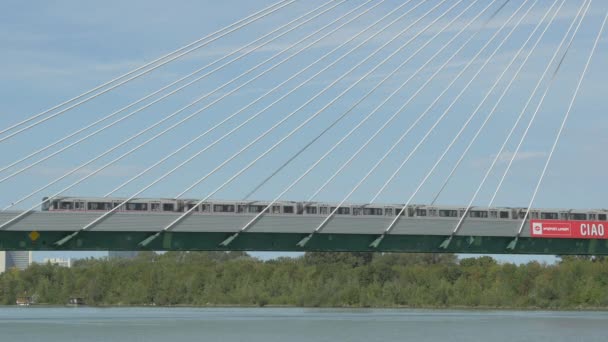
[[1, 231, 607, 255]]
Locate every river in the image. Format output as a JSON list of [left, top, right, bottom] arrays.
[[0, 307, 606, 341]]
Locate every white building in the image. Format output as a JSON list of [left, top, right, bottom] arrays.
[[43, 258, 71, 268], [0, 251, 32, 273]]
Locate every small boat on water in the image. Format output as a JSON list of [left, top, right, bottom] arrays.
[[16, 297, 32, 306], [67, 297, 86, 306]]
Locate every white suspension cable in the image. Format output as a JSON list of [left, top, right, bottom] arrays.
[[0, 0, 296, 143], [488, 0, 593, 207], [0, 0, 291, 137], [364, 0, 540, 248], [241, 1, 516, 202], [234, 0, 485, 237], [425, 0, 575, 248], [0, 0, 338, 176], [104, 0, 408, 198], [169, 0, 439, 201], [0, 0, 417, 234], [515, 9, 606, 239], [0, 0, 378, 210], [302, 0, 517, 207], [370, 0, 538, 204], [313, 0, 554, 238], [317, 0, 551, 240], [150, 0, 452, 241], [430, 0, 566, 205]]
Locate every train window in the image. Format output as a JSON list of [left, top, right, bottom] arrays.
[[60, 202, 73, 210], [151, 203, 161, 211], [53, 201, 59, 210], [74, 202, 84, 210], [363, 208, 382, 216], [305, 206, 318, 214], [589, 214, 596, 220], [531, 212, 539, 219], [331, 207, 350, 215], [569, 213, 587, 220], [163, 203, 175, 212], [439, 210, 458, 217], [88, 202, 110, 210], [214, 204, 235, 213], [283, 206, 294, 214], [416, 209, 427, 217], [187, 204, 199, 212], [519, 211, 527, 219], [127, 203, 147, 211], [320, 207, 328, 215], [237, 205, 247, 213], [599, 214, 607, 221], [469, 211, 488, 218], [385, 208, 393, 216], [201, 204, 211, 213], [428, 209, 437, 217], [353, 208, 361, 216], [248, 205, 266, 213], [500, 211, 510, 219], [489, 211, 498, 219], [408, 208, 415, 217], [540, 212, 558, 220], [272, 205, 281, 214]]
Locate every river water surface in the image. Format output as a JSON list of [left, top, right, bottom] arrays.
[[0, 307, 606, 341]]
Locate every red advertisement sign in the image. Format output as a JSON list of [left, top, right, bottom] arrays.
[[530, 220, 607, 239]]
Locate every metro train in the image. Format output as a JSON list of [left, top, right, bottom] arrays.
[[41, 197, 608, 222]]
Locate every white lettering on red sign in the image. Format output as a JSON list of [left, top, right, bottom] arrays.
[[530, 220, 607, 239]]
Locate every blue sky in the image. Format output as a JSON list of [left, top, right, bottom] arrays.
[[0, 0, 606, 263]]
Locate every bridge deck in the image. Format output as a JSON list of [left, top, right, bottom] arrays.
[[0, 211, 527, 237], [1, 212, 606, 255]]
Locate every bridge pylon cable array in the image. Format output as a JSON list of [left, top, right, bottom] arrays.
[[0, 0, 339, 176], [361, 0, 542, 248], [0, 0, 365, 186], [368, 2, 540, 207], [436, 0, 585, 249], [134, 0, 456, 247], [0, 0, 428, 236], [241, 0, 513, 202], [360, 1, 565, 247], [102, 0, 407, 198], [225, 0, 493, 246], [430, 0, 583, 207], [511, 9, 607, 249], [488, 0, 594, 207], [0, 0, 295, 142], [1, 0, 383, 213], [0, 1, 604, 252]]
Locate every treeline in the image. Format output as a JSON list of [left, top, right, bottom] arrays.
[[1, 252, 607, 309]]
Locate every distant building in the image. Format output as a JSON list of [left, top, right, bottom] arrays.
[[108, 251, 139, 260], [43, 258, 71, 268], [0, 251, 32, 272]]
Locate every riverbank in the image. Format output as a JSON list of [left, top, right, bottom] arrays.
[[1, 252, 607, 309]]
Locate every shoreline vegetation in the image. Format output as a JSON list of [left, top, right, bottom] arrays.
[[1, 252, 607, 309]]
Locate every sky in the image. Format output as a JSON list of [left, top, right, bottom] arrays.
[[0, 0, 606, 263]]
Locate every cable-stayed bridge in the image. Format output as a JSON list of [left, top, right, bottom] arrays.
[[0, 0, 606, 254]]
